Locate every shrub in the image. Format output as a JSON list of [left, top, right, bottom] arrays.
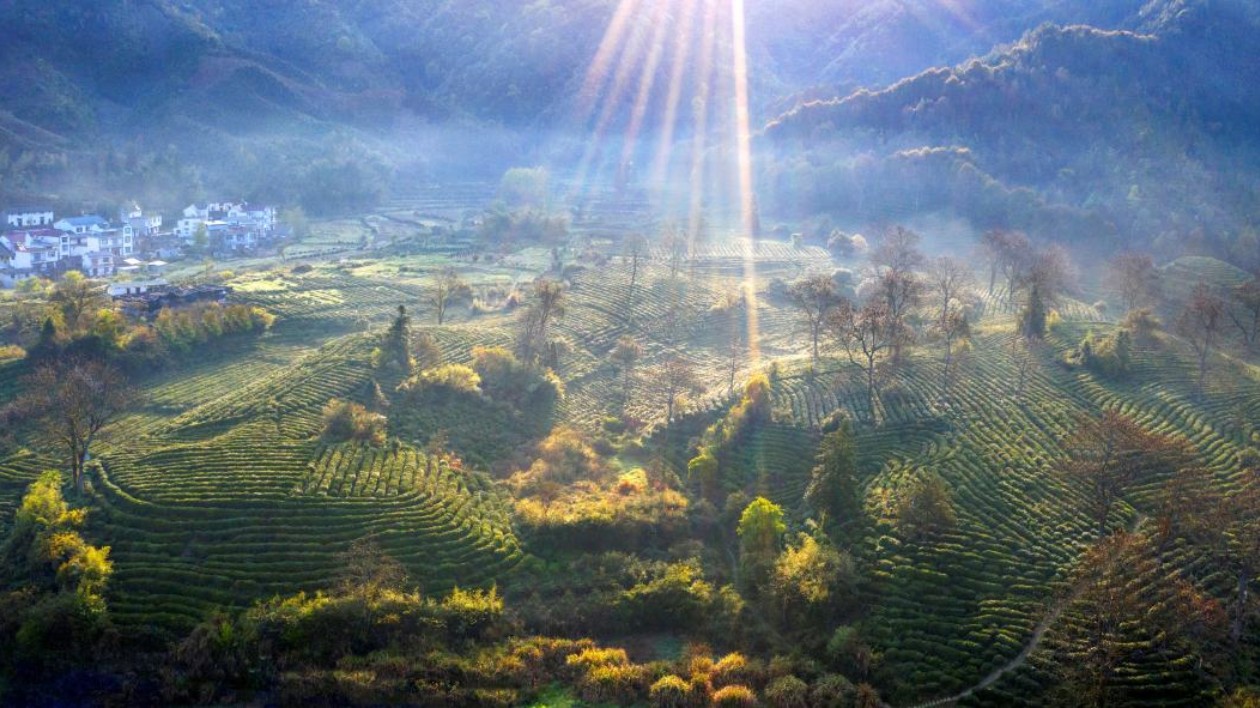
[[0, 344, 25, 360], [764, 675, 809, 708], [619, 560, 715, 631], [1122, 308, 1161, 340], [895, 470, 956, 541], [711, 684, 757, 706], [471, 345, 563, 413], [810, 674, 856, 707], [1074, 329, 1132, 380], [578, 662, 648, 704], [321, 399, 387, 446], [650, 674, 694, 708], [403, 364, 482, 396], [711, 653, 757, 688]]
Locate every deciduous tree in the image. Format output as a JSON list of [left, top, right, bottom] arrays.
[[430, 267, 468, 325], [738, 496, 786, 590], [516, 279, 566, 365], [21, 360, 135, 494], [1062, 411, 1191, 536], [828, 300, 894, 422], [1019, 245, 1073, 338], [49, 271, 106, 336], [1176, 282, 1226, 398], [788, 274, 841, 365], [927, 255, 974, 329], [658, 355, 700, 423], [1055, 531, 1225, 708], [1108, 251, 1159, 314], [623, 233, 649, 295], [894, 469, 956, 541], [1226, 275, 1260, 349], [609, 335, 643, 406]]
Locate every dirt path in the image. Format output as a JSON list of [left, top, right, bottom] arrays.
[[901, 516, 1147, 708], [903, 590, 1076, 708]]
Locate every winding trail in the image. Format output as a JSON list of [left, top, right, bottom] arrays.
[[902, 589, 1078, 708], [901, 516, 1147, 708]]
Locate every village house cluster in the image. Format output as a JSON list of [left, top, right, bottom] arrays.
[[0, 201, 282, 287]]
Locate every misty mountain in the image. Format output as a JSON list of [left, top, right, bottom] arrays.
[[760, 0, 1260, 265], [1, 0, 1256, 241]]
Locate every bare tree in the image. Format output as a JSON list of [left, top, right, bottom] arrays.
[[1062, 410, 1191, 536], [999, 231, 1034, 305], [659, 355, 701, 423], [788, 274, 841, 365], [866, 227, 927, 363], [927, 256, 974, 329], [623, 233, 649, 296], [1057, 531, 1225, 708], [1163, 471, 1260, 643], [871, 226, 925, 277], [609, 335, 643, 406], [663, 227, 688, 279], [1108, 251, 1160, 314], [932, 308, 970, 395], [978, 229, 1034, 303], [1019, 245, 1073, 338], [1176, 282, 1225, 398], [21, 359, 135, 494], [1226, 275, 1260, 349], [516, 279, 566, 366], [1010, 335, 1044, 400], [978, 229, 1005, 295], [829, 299, 894, 423], [430, 267, 468, 325], [875, 269, 924, 362]]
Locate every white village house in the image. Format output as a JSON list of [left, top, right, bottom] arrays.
[[176, 201, 277, 253], [4, 208, 55, 229]]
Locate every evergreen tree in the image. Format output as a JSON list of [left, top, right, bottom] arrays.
[[805, 421, 861, 529], [383, 305, 414, 374]]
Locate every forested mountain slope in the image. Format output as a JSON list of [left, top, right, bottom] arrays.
[[761, 0, 1260, 265]]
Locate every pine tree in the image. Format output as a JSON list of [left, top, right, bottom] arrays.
[[384, 305, 414, 374], [805, 421, 861, 529]]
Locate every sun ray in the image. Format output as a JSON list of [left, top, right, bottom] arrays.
[[571, 3, 655, 199], [619, 0, 673, 170], [648, 0, 699, 198], [730, 0, 760, 365], [578, 0, 642, 118], [686, 0, 720, 262]]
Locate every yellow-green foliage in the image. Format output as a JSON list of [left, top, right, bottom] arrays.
[[737, 498, 786, 560], [0, 472, 113, 674], [472, 345, 564, 412], [321, 398, 387, 446], [711, 653, 758, 689], [650, 674, 694, 707], [619, 560, 717, 630], [711, 684, 757, 706], [404, 363, 482, 395], [565, 646, 630, 674], [153, 303, 275, 354], [773, 534, 856, 611], [7, 471, 110, 602], [516, 426, 606, 487], [894, 469, 957, 541], [1074, 328, 1132, 379]]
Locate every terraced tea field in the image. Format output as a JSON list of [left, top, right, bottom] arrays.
[[3, 194, 1256, 707], [57, 330, 521, 638]]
